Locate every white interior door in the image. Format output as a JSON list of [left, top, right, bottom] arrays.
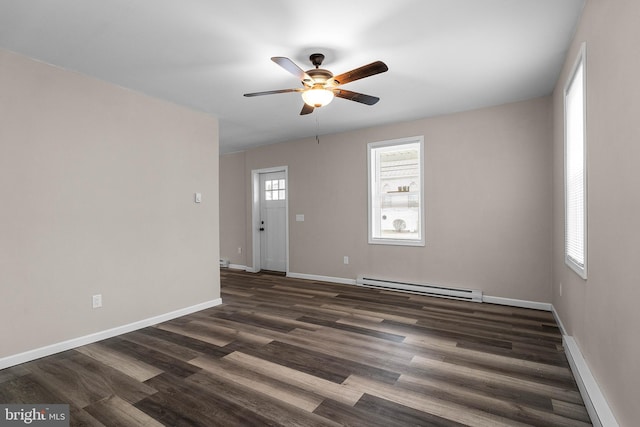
[[259, 171, 287, 272]]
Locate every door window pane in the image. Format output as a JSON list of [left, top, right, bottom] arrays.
[[265, 179, 286, 201]]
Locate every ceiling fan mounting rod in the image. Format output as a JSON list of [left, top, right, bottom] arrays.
[[309, 53, 325, 68]]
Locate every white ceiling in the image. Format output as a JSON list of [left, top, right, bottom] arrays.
[[0, 0, 584, 153]]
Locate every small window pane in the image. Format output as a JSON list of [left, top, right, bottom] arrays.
[[279, 190, 285, 200], [279, 179, 285, 189], [265, 181, 272, 190], [265, 191, 272, 201]]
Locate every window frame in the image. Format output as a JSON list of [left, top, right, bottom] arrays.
[[367, 136, 425, 247], [563, 43, 587, 279]]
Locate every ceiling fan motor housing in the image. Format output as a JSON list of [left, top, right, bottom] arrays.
[[306, 68, 334, 86]]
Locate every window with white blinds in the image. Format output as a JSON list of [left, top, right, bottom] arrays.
[[564, 44, 587, 279]]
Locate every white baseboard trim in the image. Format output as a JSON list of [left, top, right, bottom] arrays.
[[482, 295, 552, 311], [287, 272, 357, 286], [227, 264, 248, 271], [563, 335, 619, 427], [551, 305, 568, 336], [0, 298, 222, 371]]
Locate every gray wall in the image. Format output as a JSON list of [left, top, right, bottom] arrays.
[[0, 48, 220, 358], [220, 96, 553, 302], [552, 0, 640, 425]]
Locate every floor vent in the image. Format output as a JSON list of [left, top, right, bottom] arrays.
[[356, 275, 482, 302]]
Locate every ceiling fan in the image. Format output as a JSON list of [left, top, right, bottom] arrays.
[[244, 53, 388, 115]]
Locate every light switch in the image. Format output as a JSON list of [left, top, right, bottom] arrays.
[[296, 214, 304, 222], [195, 193, 202, 203]]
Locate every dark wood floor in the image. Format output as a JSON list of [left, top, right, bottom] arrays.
[[0, 269, 591, 426]]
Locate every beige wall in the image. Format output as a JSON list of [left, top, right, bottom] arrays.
[[552, 0, 640, 425], [219, 151, 247, 266], [220, 96, 553, 302], [0, 49, 220, 358]]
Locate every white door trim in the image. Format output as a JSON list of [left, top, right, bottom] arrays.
[[251, 166, 289, 274]]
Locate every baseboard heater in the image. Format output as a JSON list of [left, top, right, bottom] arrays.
[[356, 275, 483, 303]]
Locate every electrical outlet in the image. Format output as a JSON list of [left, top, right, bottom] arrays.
[[559, 282, 563, 297], [92, 294, 102, 309], [343, 256, 349, 265]]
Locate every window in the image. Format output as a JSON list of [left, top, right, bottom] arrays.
[[564, 44, 587, 279], [265, 179, 286, 201], [368, 136, 425, 246]]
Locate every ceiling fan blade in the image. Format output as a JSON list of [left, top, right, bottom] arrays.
[[300, 103, 314, 115], [332, 61, 388, 86], [334, 89, 380, 105], [272, 57, 313, 84], [244, 88, 302, 97]]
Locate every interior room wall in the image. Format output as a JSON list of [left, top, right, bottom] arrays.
[[220, 96, 553, 302], [0, 48, 220, 359], [552, 0, 640, 424], [219, 151, 247, 266]]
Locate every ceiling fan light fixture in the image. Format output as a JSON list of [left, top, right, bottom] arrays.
[[301, 88, 334, 108]]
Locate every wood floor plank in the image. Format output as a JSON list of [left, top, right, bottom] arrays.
[[397, 373, 591, 426], [24, 352, 156, 408], [75, 342, 163, 382], [154, 321, 235, 347], [99, 336, 201, 379], [143, 326, 231, 359], [84, 395, 164, 427], [553, 399, 593, 423], [141, 372, 277, 427], [314, 394, 466, 427], [281, 330, 418, 377], [293, 303, 387, 323], [119, 330, 203, 362], [0, 373, 67, 404], [343, 374, 531, 427], [320, 303, 419, 324], [0, 269, 591, 426], [186, 370, 342, 426], [248, 340, 400, 385], [223, 351, 364, 406], [405, 334, 574, 379], [298, 315, 407, 342], [190, 354, 325, 412], [410, 354, 584, 405], [0, 365, 30, 384], [354, 393, 470, 427]]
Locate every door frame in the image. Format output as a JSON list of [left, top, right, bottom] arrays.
[[250, 166, 289, 274]]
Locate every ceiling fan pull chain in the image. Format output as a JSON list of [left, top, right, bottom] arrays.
[[316, 113, 320, 144]]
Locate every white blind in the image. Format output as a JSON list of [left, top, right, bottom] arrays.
[[565, 58, 585, 270]]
